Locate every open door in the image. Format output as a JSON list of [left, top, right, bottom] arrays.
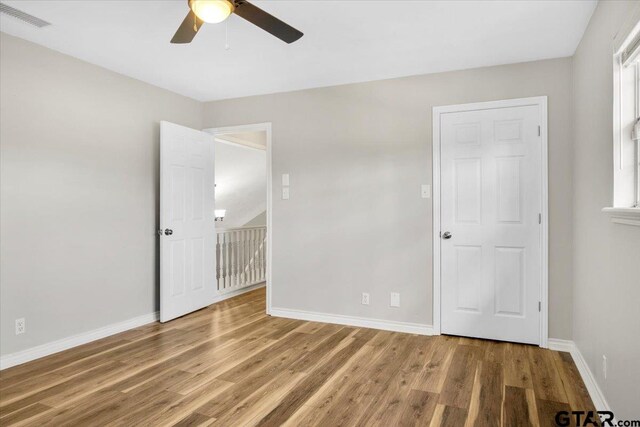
[[160, 121, 217, 322]]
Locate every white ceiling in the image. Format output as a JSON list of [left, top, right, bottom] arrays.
[[1, 0, 596, 101]]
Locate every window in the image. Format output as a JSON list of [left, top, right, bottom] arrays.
[[627, 61, 640, 208], [635, 62, 640, 207], [612, 23, 640, 211], [636, 61, 640, 207]]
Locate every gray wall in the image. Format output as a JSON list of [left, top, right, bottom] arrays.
[[203, 58, 574, 339], [572, 1, 640, 418], [0, 33, 577, 359], [0, 34, 203, 355]]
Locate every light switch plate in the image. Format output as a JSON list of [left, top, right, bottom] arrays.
[[282, 174, 290, 186], [282, 187, 290, 200], [390, 292, 400, 307], [421, 184, 431, 199]]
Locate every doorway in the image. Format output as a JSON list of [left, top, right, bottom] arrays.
[[432, 97, 548, 347], [205, 123, 273, 314], [159, 121, 272, 323]]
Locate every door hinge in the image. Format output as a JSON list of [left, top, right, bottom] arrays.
[[538, 213, 542, 224], [538, 125, 541, 136], [538, 301, 541, 312]]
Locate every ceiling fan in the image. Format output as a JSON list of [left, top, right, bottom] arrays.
[[171, 0, 303, 44]]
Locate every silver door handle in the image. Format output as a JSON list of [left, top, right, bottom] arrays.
[[164, 229, 173, 236], [442, 231, 452, 240]]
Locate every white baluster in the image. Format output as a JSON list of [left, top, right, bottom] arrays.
[[229, 231, 235, 288], [244, 229, 249, 286], [235, 230, 239, 287], [250, 228, 255, 284], [225, 232, 229, 290], [239, 230, 244, 287], [214, 227, 266, 292], [261, 229, 266, 281], [216, 233, 221, 291]]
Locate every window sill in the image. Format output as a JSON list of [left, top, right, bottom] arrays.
[[602, 207, 640, 226]]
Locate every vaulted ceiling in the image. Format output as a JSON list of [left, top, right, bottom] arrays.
[[214, 138, 266, 228]]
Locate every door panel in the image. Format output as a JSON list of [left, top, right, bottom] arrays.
[[494, 246, 525, 316], [454, 158, 482, 223], [170, 240, 186, 296], [496, 156, 523, 223], [440, 105, 541, 345], [454, 245, 482, 312], [161, 121, 216, 322]]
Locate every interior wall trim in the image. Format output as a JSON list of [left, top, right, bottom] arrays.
[[0, 283, 266, 370], [432, 96, 550, 348], [270, 307, 434, 336], [548, 338, 612, 413], [0, 311, 158, 370]]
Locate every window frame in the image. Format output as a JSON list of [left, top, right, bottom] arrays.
[[611, 51, 638, 207], [605, 19, 640, 225], [635, 62, 640, 207]]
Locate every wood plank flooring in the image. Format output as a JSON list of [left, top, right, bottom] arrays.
[[0, 288, 597, 426]]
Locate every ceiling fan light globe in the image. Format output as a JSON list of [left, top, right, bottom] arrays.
[[189, 0, 235, 24]]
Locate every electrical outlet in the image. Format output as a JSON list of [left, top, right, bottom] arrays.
[[361, 293, 370, 305], [602, 355, 607, 379], [282, 187, 290, 200], [15, 318, 25, 335], [390, 292, 400, 307]]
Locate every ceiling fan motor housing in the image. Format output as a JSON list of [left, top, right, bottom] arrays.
[[188, 0, 235, 24]]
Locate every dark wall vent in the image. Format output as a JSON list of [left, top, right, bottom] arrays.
[[0, 2, 51, 28]]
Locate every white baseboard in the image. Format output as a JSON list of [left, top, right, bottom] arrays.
[[0, 283, 266, 371], [269, 307, 434, 336], [547, 338, 575, 352], [214, 282, 265, 302], [548, 338, 611, 412], [0, 311, 159, 371]]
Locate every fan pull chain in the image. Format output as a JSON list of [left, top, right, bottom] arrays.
[[193, 14, 197, 32], [225, 20, 230, 50]]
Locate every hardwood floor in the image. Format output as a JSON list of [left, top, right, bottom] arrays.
[[0, 288, 596, 426]]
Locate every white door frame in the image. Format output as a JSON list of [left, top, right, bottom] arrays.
[[203, 123, 273, 314], [432, 96, 549, 348]]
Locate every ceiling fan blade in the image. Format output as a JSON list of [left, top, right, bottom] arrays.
[[171, 11, 204, 44], [234, 1, 303, 44]]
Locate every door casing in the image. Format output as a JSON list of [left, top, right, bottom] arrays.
[[432, 97, 549, 348]]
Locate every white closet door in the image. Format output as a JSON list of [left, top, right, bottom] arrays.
[[440, 105, 542, 344]]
